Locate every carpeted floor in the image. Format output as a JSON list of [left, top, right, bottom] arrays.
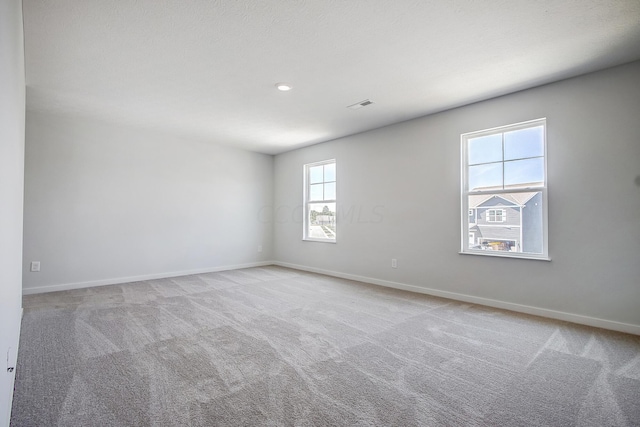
[[10, 266, 640, 426]]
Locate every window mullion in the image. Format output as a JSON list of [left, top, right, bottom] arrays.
[[468, 186, 545, 196], [501, 132, 505, 190]]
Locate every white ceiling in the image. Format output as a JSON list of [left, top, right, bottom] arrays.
[[23, 0, 640, 154]]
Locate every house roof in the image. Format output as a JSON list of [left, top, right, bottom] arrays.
[[469, 192, 538, 208]]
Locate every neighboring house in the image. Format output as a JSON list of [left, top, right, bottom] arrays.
[[469, 192, 543, 253], [314, 215, 335, 226]]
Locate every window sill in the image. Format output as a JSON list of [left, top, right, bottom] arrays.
[[303, 238, 336, 244], [459, 250, 551, 261]]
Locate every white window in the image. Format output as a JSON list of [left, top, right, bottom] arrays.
[[461, 119, 549, 260], [304, 160, 336, 242], [487, 209, 506, 222]]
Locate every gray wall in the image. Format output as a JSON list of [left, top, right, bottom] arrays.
[[0, 0, 25, 424], [274, 61, 640, 329], [23, 111, 274, 292]]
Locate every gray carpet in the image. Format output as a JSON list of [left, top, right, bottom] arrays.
[[10, 266, 640, 426]]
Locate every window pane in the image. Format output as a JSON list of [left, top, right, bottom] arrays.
[[477, 239, 517, 252], [468, 134, 502, 165], [521, 191, 543, 254], [309, 184, 323, 201], [469, 162, 502, 191], [324, 182, 336, 200], [324, 163, 336, 182], [308, 202, 336, 240], [504, 157, 544, 188], [467, 191, 543, 254], [504, 126, 544, 160], [309, 166, 324, 184], [487, 209, 505, 222]]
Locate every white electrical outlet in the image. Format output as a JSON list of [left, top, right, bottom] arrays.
[[391, 259, 397, 268], [257, 245, 263, 253], [7, 347, 15, 373], [30, 261, 41, 272]]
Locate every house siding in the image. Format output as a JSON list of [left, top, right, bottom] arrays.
[[476, 198, 521, 227], [522, 192, 543, 253], [472, 196, 522, 250]]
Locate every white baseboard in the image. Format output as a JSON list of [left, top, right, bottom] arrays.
[[274, 261, 640, 336], [22, 261, 275, 295], [21, 260, 640, 336]]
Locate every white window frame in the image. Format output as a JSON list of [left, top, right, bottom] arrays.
[[303, 159, 336, 243], [461, 118, 549, 260], [487, 209, 506, 223]]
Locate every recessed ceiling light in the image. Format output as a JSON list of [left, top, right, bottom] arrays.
[[276, 83, 292, 91]]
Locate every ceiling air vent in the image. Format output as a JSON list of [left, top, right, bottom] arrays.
[[347, 99, 374, 110]]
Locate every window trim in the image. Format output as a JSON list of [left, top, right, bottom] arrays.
[[303, 159, 337, 243], [460, 118, 550, 261]]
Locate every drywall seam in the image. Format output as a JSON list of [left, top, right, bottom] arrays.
[[274, 261, 640, 336], [22, 261, 275, 295]]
